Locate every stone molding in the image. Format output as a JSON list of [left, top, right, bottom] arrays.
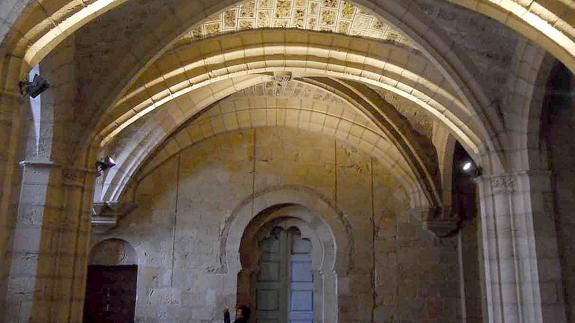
[[475, 170, 552, 193], [91, 201, 137, 233], [89, 238, 138, 265], [417, 206, 460, 238], [216, 184, 354, 275], [490, 175, 514, 192], [19, 159, 97, 174]]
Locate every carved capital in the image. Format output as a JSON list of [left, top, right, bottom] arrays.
[[491, 175, 514, 193], [91, 201, 136, 233]]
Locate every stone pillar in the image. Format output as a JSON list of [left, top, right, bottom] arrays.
[[321, 271, 338, 323], [476, 171, 567, 323], [3, 160, 95, 323], [0, 91, 24, 316]]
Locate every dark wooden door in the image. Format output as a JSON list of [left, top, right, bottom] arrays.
[[83, 265, 137, 323]]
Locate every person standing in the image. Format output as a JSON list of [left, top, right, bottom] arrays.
[[224, 309, 231, 323], [233, 305, 251, 323]]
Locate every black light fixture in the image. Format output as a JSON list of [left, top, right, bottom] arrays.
[[461, 160, 481, 177], [19, 74, 50, 98], [95, 155, 116, 177]]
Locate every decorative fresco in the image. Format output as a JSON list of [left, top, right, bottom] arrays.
[[231, 81, 350, 107], [183, 0, 411, 46]]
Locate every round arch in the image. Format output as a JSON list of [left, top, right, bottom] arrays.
[[236, 205, 338, 323], [506, 38, 559, 172], [96, 31, 478, 152], [0, 0, 508, 176], [2, 0, 573, 79], [105, 109, 431, 209], [89, 238, 138, 266], [217, 185, 354, 275]]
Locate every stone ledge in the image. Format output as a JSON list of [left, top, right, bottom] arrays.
[[91, 201, 136, 233]]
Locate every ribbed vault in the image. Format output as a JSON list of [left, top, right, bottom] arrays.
[[1, 0, 519, 180], [101, 79, 436, 208], [2, 0, 568, 225], [1, 0, 573, 80], [95, 30, 479, 155], [1, 0, 574, 321]]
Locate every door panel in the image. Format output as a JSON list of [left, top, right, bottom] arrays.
[[257, 232, 287, 323], [256, 228, 313, 323], [83, 265, 137, 323], [289, 233, 313, 323], [290, 262, 313, 282]]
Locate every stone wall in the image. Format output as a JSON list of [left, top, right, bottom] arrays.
[[93, 127, 461, 323]]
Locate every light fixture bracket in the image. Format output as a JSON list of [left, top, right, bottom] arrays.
[[19, 74, 49, 98], [95, 155, 116, 177]]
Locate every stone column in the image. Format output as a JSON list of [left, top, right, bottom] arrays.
[[3, 160, 95, 323], [321, 271, 338, 323], [0, 91, 24, 316], [476, 171, 567, 323]]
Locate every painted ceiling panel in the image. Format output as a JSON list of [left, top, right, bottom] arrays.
[[181, 0, 412, 46]]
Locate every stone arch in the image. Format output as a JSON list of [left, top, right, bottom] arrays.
[[1, 0, 562, 168], [93, 31, 482, 208], [236, 205, 338, 323], [118, 98, 425, 203], [97, 32, 478, 151], [102, 82, 433, 209], [506, 39, 559, 172], [239, 206, 333, 273], [6, 0, 575, 177], [0, 1, 513, 209], [216, 185, 353, 276], [64, 0, 499, 176], [89, 238, 138, 266], [2, 0, 573, 80], [432, 124, 458, 209], [101, 75, 271, 202]]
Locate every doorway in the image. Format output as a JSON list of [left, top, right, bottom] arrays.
[[256, 227, 314, 323], [83, 265, 138, 323]]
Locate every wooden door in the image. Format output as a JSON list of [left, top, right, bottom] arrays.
[[256, 228, 313, 323], [83, 265, 137, 323]]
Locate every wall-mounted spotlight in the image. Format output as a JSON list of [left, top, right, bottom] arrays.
[[95, 155, 116, 177], [19, 74, 49, 98], [461, 160, 481, 177]]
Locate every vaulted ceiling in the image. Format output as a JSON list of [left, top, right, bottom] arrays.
[[177, 0, 412, 47], [1, 0, 574, 211]]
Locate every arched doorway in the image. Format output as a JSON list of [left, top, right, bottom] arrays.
[[83, 238, 138, 323], [235, 204, 339, 323]]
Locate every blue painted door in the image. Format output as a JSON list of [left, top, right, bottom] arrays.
[[288, 235, 313, 323], [256, 228, 313, 323]]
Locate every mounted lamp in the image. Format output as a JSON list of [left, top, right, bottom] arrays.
[[95, 155, 116, 177]]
